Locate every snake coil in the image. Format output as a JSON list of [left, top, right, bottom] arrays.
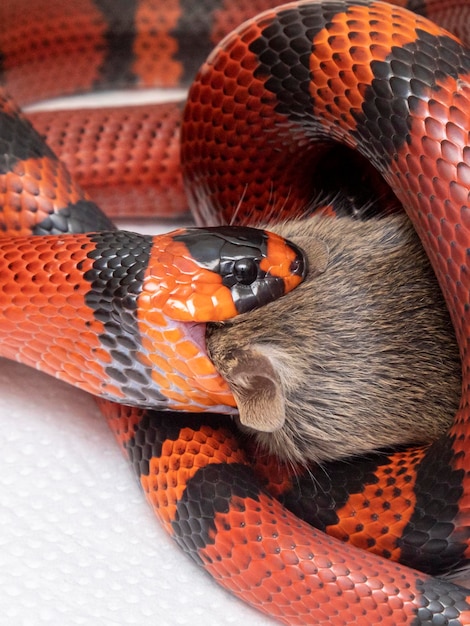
[[2, 0, 470, 623]]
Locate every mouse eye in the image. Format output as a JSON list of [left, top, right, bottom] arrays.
[[233, 258, 259, 285]]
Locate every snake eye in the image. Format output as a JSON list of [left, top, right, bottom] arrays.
[[233, 258, 259, 285]]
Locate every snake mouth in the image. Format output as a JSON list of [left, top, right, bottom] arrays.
[[185, 320, 208, 355], [172, 322, 236, 415]]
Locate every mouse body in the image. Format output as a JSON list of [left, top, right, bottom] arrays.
[[207, 214, 461, 466]]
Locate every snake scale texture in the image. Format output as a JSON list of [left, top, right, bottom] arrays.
[[2, 0, 470, 623]]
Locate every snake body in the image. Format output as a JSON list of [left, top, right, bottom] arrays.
[[2, 0, 470, 623]]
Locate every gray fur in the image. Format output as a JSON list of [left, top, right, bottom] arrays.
[[207, 214, 461, 466]]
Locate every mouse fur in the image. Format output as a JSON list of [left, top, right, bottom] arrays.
[[206, 213, 461, 466]]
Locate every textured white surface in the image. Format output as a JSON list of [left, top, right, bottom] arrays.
[[0, 90, 276, 626], [0, 358, 275, 626]]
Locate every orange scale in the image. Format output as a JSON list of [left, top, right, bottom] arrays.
[[34, 238, 53, 252], [142, 466, 163, 493], [146, 503, 173, 535], [147, 351, 172, 371], [142, 326, 166, 346], [190, 376, 231, 400], [6, 257, 25, 272], [169, 281, 193, 299], [56, 260, 81, 278], [157, 260, 183, 282], [2, 303, 25, 322], [180, 394, 215, 412], [67, 343, 95, 364], [170, 353, 195, 377], [144, 287, 176, 312], [37, 303, 63, 319], [165, 369, 190, 389], [197, 382, 234, 403], [1, 281, 21, 297], [135, 347, 154, 370], [0, 244, 15, 258], [184, 427, 207, 448], [11, 293, 29, 308], [21, 312, 47, 328], [172, 253, 202, 275], [176, 272, 205, 286], [41, 350, 65, 372], [158, 387, 189, 406], [0, 307, 18, 324], [153, 339, 178, 359], [139, 274, 162, 302], [86, 358, 109, 376], [213, 437, 241, 461], [36, 246, 56, 265], [21, 174, 42, 198], [38, 254, 56, 270], [20, 281, 43, 298], [69, 245, 90, 260], [139, 341, 160, 368], [140, 307, 168, 329], [89, 362, 118, 390], [78, 340, 102, 361], [457, 162, 470, 186], [16, 343, 42, 364], [31, 270, 51, 287], [211, 290, 238, 320], [161, 327, 185, 344], [447, 122, 468, 151], [197, 280, 225, 296], [160, 298, 195, 322], [49, 337, 73, 357], [152, 249, 176, 269], [197, 442, 220, 463], [177, 451, 198, 472], [49, 291, 70, 306], [56, 305, 80, 322], [172, 338, 201, 360], [150, 367, 173, 390], [81, 368, 109, 390], [62, 360, 88, 381], [23, 256, 43, 270], [2, 338, 22, 363], [68, 310, 96, 330], [93, 382, 121, 400], [436, 159, 458, 186], [64, 274, 86, 290], [450, 180, 470, 206], [195, 385, 231, 404], [55, 237, 79, 254], [185, 354, 220, 377], [190, 293, 220, 321]]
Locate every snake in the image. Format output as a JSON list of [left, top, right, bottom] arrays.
[[2, 0, 470, 623]]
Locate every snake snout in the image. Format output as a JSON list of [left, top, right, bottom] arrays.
[[288, 240, 308, 279], [164, 225, 308, 321]]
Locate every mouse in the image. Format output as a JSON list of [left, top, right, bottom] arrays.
[[206, 212, 461, 466]]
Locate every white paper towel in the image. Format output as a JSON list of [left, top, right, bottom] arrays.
[[0, 356, 276, 626]]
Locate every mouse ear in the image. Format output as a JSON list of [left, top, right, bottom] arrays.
[[222, 349, 285, 432]]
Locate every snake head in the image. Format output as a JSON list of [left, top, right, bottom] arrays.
[[150, 226, 308, 322]]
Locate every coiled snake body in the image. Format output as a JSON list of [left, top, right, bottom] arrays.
[[2, 0, 470, 623]]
